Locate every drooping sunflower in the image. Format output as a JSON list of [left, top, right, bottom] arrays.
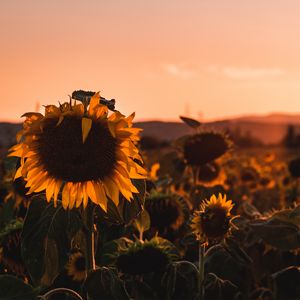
[[145, 193, 189, 233], [66, 251, 87, 282], [183, 131, 231, 166], [115, 236, 178, 275], [191, 193, 234, 244], [8, 92, 147, 210]]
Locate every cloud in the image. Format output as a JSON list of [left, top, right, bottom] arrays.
[[208, 66, 284, 79], [163, 63, 194, 79]]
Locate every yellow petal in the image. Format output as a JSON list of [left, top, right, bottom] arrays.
[[46, 179, 56, 202], [14, 167, 23, 180], [87, 181, 98, 205], [94, 182, 107, 212], [82, 182, 89, 208], [104, 177, 120, 206], [62, 184, 71, 209], [88, 92, 100, 116], [53, 180, 62, 207], [82, 117, 92, 143], [68, 184, 77, 209], [75, 184, 83, 208]]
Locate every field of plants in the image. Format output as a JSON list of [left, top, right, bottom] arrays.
[[0, 92, 299, 300]]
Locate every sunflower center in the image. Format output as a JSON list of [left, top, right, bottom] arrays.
[[201, 208, 230, 238], [35, 116, 117, 182]]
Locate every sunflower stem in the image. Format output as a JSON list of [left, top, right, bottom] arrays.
[[198, 242, 205, 300], [83, 203, 96, 272]]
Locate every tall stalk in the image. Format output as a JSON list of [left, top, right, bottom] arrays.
[[198, 242, 205, 300]]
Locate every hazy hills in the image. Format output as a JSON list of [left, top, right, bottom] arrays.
[[1, 113, 300, 148], [136, 113, 300, 145]]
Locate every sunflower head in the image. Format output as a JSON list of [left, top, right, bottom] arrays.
[[183, 131, 231, 166], [66, 251, 86, 282], [240, 167, 259, 183], [191, 193, 234, 243], [8, 92, 147, 210], [115, 237, 177, 275], [145, 193, 189, 233]]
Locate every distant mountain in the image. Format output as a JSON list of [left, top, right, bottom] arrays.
[[1, 113, 300, 149], [233, 113, 300, 124], [136, 120, 294, 145], [136, 113, 300, 145]]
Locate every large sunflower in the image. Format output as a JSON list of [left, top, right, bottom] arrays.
[[8, 92, 147, 210]]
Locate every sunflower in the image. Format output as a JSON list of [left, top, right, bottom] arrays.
[[183, 131, 231, 166], [8, 92, 147, 210], [191, 193, 234, 244], [145, 193, 189, 233], [66, 251, 86, 281], [115, 237, 177, 275]]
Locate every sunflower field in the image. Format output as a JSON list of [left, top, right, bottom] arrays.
[[0, 91, 299, 300]]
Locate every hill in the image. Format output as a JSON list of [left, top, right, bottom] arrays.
[[1, 113, 300, 148]]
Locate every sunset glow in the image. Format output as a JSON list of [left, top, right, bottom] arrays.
[[1, 0, 300, 122]]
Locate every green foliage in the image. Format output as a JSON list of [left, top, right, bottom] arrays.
[[0, 275, 37, 300], [84, 267, 130, 300], [133, 209, 151, 239], [162, 261, 199, 300], [250, 205, 300, 251], [204, 273, 242, 300], [21, 195, 83, 285]]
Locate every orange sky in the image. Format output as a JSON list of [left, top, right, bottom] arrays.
[[1, 0, 300, 122]]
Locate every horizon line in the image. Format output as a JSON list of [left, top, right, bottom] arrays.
[[2, 110, 300, 124]]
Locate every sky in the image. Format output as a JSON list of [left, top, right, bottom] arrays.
[[1, 0, 300, 122]]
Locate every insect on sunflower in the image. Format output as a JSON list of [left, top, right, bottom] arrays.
[[191, 193, 234, 244], [8, 92, 147, 210]]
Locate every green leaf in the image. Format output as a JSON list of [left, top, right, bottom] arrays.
[[271, 205, 300, 226], [0, 201, 16, 227], [250, 218, 300, 251], [21, 195, 83, 285], [123, 179, 146, 223], [162, 261, 199, 300], [179, 116, 201, 129], [205, 244, 251, 292], [133, 209, 151, 238], [204, 273, 241, 300], [84, 267, 130, 300], [0, 275, 37, 300], [272, 266, 300, 300], [100, 237, 133, 265], [129, 280, 159, 300]]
